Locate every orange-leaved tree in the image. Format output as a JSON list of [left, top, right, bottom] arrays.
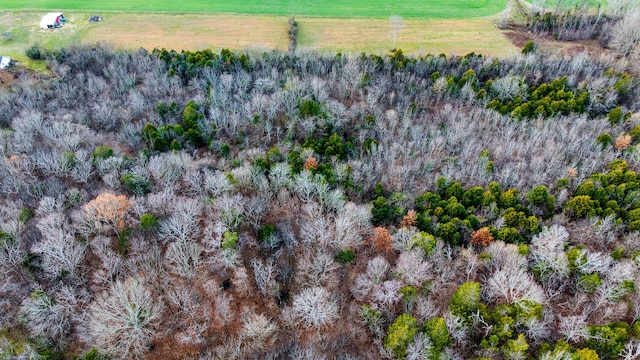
[[370, 227, 393, 253], [471, 227, 494, 247], [85, 193, 131, 235]]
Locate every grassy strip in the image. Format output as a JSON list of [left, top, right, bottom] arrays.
[[0, 0, 506, 19], [0, 11, 518, 63]]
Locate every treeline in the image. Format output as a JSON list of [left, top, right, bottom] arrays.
[[520, 0, 640, 62], [0, 44, 640, 359]]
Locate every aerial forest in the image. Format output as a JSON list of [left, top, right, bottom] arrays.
[[2, 6, 640, 360]]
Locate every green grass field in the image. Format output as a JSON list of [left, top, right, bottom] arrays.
[[0, 0, 507, 19], [0, 11, 519, 65], [0, 0, 521, 69]]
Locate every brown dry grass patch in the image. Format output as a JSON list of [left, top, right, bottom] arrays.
[[297, 17, 518, 56], [79, 13, 517, 56], [80, 13, 290, 51]]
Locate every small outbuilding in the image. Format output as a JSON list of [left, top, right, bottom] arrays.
[[40, 12, 65, 29], [0, 56, 10, 69]]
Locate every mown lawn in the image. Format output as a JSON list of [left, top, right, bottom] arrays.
[[0, 0, 507, 19]]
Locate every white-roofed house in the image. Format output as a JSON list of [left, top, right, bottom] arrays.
[[39, 13, 64, 29], [0, 56, 10, 69]]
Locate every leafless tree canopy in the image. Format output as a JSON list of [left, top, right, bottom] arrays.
[[0, 18, 640, 358]]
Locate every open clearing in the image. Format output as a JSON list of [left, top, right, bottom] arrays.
[[0, 0, 506, 19], [0, 11, 519, 63], [298, 18, 516, 56]]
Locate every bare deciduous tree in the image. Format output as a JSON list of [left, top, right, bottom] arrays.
[[389, 15, 405, 50], [20, 288, 73, 341], [89, 278, 163, 359], [290, 286, 338, 331], [485, 268, 546, 306], [251, 258, 279, 298], [405, 332, 434, 360], [334, 202, 371, 249], [530, 225, 570, 281], [241, 313, 278, 350], [371, 279, 403, 308], [394, 250, 432, 287], [609, 10, 640, 57], [166, 285, 210, 346], [32, 213, 87, 280], [558, 314, 589, 343], [165, 238, 203, 282], [296, 248, 339, 288], [157, 197, 203, 243]]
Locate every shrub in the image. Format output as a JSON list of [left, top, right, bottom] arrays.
[[371, 196, 391, 225], [608, 106, 624, 125], [450, 281, 481, 320], [497, 227, 523, 244], [596, 133, 613, 149], [221, 231, 238, 251], [629, 125, 640, 142], [564, 195, 598, 218], [117, 227, 132, 255], [435, 220, 462, 246], [566, 247, 587, 272], [526, 185, 555, 218], [578, 273, 601, 293], [502, 333, 529, 360], [63, 191, 86, 213], [585, 322, 629, 359], [139, 213, 158, 232], [399, 285, 418, 310], [522, 40, 536, 54], [517, 244, 529, 256], [336, 249, 356, 264], [298, 99, 323, 118], [25, 43, 46, 60], [288, 17, 298, 53], [424, 317, 451, 351], [258, 223, 276, 242], [408, 231, 436, 254], [91, 146, 114, 165], [574, 348, 600, 360], [120, 173, 152, 196], [384, 313, 418, 358], [610, 280, 635, 302], [557, 178, 570, 189], [360, 304, 383, 332], [219, 143, 231, 158], [18, 207, 33, 223], [81, 348, 110, 360], [462, 186, 486, 208]]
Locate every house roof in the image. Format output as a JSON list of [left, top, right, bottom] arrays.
[[0, 56, 10, 69]]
